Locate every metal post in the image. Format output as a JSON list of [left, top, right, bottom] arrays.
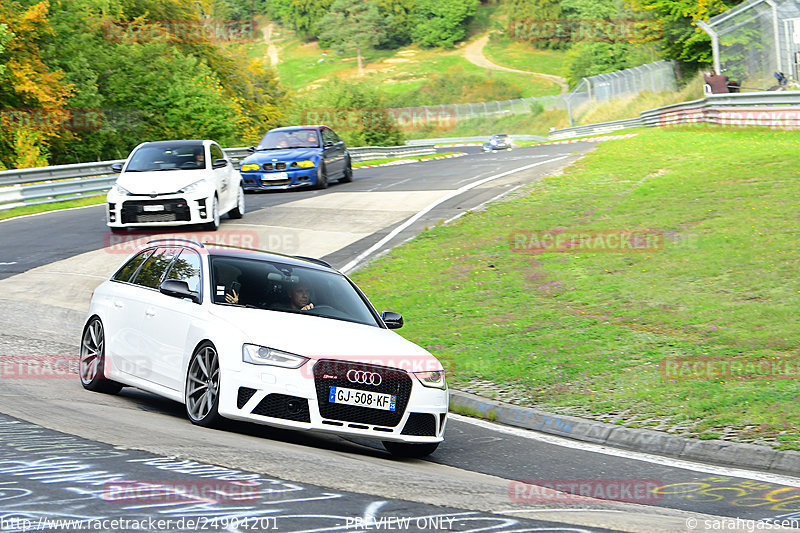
[[697, 20, 722, 74], [765, 0, 783, 74]]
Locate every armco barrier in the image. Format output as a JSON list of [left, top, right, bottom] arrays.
[[549, 91, 800, 139], [0, 145, 436, 210]]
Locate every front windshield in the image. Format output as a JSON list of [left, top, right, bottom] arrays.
[[126, 144, 206, 172], [210, 256, 380, 327], [257, 129, 319, 150]]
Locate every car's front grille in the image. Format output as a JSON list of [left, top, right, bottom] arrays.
[[257, 178, 291, 187], [401, 413, 437, 436], [276, 162, 286, 171], [261, 162, 287, 172], [251, 393, 310, 423], [121, 199, 190, 224], [313, 360, 412, 427]]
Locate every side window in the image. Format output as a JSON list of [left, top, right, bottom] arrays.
[[210, 144, 224, 162], [113, 249, 154, 282], [131, 247, 179, 289], [330, 130, 342, 143], [321, 129, 334, 146], [164, 249, 202, 295]]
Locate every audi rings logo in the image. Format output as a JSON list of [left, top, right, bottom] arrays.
[[347, 370, 382, 386]]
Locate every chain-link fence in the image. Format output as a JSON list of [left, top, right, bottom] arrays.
[[700, 0, 800, 89], [387, 60, 677, 127]]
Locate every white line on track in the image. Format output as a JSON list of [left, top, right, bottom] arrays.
[[450, 414, 800, 487], [0, 202, 102, 224], [0, 262, 17, 266], [340, 156, 569, 273]]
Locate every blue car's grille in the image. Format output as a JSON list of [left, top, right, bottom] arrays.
[[261, 162, 287, 171]]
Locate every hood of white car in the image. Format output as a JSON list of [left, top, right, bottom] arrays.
[[211, 306, 442, 372], [116, 170, 210, 195]]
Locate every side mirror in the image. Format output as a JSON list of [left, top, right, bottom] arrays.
[[212, 158, 229, 169], [324, 141, 334, 148], [381, 311, 403, 329], [159, 280, 199, 303], [247, 146, 256, 153], [111, 162, 124, 173]]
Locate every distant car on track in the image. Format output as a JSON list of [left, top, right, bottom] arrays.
[[106, 140, 244, 232], [79, 239, 448, 457], [239, 125, 352, 191], [482, 133, 512, 152]]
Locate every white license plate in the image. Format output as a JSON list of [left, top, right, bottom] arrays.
[[142, 205, 164, 212], [329, 386, 396, 411], [263, 172, 288, 181]]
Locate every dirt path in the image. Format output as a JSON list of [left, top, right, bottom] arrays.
[[263, 23, 279, 67], [463, 34, 568, 94]]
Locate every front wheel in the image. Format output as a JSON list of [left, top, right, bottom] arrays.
[[185, 342, 222, 427], [228, 186, 245, 219], [339, 156, 353, 183], [203, 196, 220, 230], [79, 318, 123, 394], [382, 441, 440, 458], [315, 164, 328, 190]]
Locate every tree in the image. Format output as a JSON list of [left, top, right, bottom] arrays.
[[410, 0, 479, 48], [318, 0, 386, 73], [628, 0, 744, 66]]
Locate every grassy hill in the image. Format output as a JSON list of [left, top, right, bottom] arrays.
[[351, 126, 800, 449]]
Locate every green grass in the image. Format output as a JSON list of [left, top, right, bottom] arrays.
[[0, 194, 105, 221], [483, 35, 568, 77], [405, 108, 570, 139], [351, 126, 800, 446], [353, 152, 464, 167]]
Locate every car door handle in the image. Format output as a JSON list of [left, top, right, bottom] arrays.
[[145, 308, 156, 317], [113, 301, 123, 308]]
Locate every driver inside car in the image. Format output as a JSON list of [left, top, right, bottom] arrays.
[[288, 282, 314, 311]]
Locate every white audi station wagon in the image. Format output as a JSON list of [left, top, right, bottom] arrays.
[[106, 140, 245, 232], [79, 240, 448, 457]]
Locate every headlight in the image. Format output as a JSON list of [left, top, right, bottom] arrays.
[[414, 370, 446, 389], [180, 180, 205, 194], [112, 184, 132, 196], [241, 164, 260, 172], [295, 160, 315, 168], [242, 344, 308, 368]]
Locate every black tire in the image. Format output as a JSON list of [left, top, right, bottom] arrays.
[[228, 186, 245, 219], [79, 318, 123, 394], [203, 196, 220, 231], [315, 163, 328, 190], [382, 441, 440, 458], [185, 342, 222, 427], [339, 156, 353, 183]]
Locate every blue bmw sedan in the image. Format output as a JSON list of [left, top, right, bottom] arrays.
[[240, 125, 352, 190]]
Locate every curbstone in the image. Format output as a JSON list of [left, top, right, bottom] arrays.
[[450, 389, 800, 476]]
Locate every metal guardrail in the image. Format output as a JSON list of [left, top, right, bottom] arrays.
[[348, 145, 435, 162], [405, 135, 547, 145], [548, 91, 800, 139], [0, 145, 439, 210]]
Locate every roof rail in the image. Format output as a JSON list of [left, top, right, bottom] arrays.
[[294, 256, 332, 268], [146, 238, 205, 247]]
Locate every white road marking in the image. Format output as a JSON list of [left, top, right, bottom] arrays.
[[444, 184, 526, 225], [450, 414, 800, 487], [0, 262, 17, 266], [340, 156, 569, 273], [0, 202, 103, 224]]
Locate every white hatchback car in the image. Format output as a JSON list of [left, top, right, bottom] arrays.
[[106, 140, 245, 232], [79, 240, 448, 457]]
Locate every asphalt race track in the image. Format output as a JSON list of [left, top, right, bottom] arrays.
[[1, 144, 799, 533]]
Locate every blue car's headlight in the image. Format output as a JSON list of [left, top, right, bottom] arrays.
[[294, 160, 315, 168], [241, 164, 260, 172]]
